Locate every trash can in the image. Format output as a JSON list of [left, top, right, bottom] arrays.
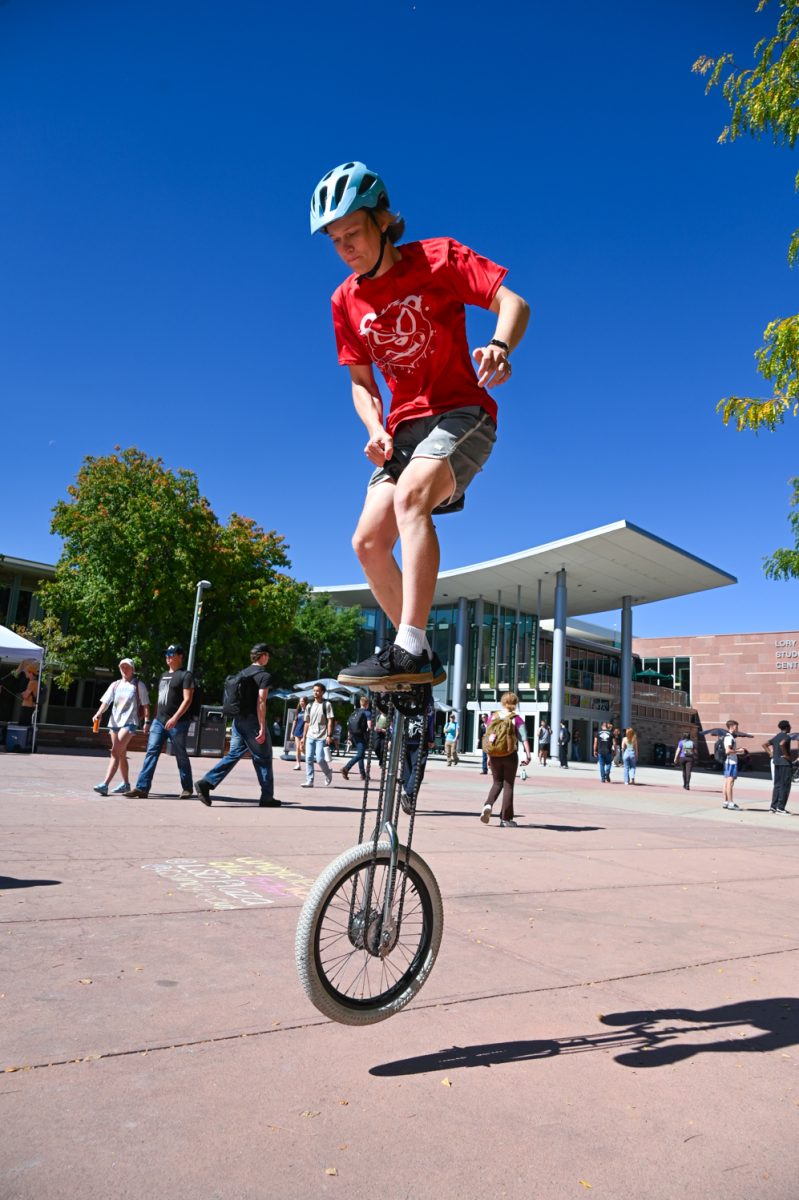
[[6, 724, 33, 752], [197, 706, 226, 757], [167, 714, 200, 757], [653, 742, 666, 766]]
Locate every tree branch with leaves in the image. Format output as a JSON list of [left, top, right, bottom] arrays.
[[694, 0, 799, 433]]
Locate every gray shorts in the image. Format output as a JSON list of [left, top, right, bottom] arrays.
[[368, 406, 497, 505]]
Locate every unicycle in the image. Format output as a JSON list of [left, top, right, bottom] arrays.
[[295, 684, 444, 1025]]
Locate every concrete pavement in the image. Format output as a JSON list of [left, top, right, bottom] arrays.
[[1, 747, 797, 1199]]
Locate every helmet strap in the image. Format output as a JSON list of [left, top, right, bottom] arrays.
[[357, 211, 390, 282]]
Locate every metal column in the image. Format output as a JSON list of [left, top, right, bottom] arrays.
[[451, 597, 468, 751], [375, 609, 387, 652], [549, 570, 567, 736], [620, 595, 633, 730]]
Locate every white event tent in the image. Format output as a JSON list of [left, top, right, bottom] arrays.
[[0, 624, 45, 751]]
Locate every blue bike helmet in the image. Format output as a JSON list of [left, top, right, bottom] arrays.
[[310, 161, 389, 234]]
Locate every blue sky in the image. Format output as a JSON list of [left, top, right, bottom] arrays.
[[2, 0, 796, 637]]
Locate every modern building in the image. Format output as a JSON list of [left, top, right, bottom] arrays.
[[6, 524, 795, 765], [634, 630, 799, 759], [317, 520, 738, 761]]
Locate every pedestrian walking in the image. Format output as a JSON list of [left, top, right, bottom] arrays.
[[571, 728, 582, 762], [129, 644, 195, 798], [763, 720, 794, 814], [444, 712, 459, 766], [557, 720, 571, 768], [196, 644, 277, 808], [401, 699, 436, 813], [373, 709, 388, 764], [478, 713, 489, 774], [310, 160, 529, 692], [290, 696, 308, 770], [91, 658, 150, 795], [480, 692, 531, 828], [537, 720, 551, 766], [301, 683, 335, 788], [594, 721, 614, 783], [673, 731, 696, 790], [622, 727, 639, 785], [612, 727, 623, 768], [341, 696, 372, 781], [721, 718, 743, 810]]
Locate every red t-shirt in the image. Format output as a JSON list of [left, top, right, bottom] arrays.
[[331, 237, 507, 436]]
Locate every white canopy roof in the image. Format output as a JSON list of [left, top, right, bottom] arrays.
[[0, 624, 44, 663], [315, 520, 736, 618]]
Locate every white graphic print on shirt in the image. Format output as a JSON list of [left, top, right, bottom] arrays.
[[359, 295, 434, 375]]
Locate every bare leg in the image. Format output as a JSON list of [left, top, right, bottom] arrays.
[[392, 457, 453, 628], [104, 732, 120, 785], [116, 729, 134, 785], [352, 482, 403, 627]]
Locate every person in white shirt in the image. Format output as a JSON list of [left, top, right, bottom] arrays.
[[91, 658, 150, 796], [722, 719, 743, 811], [301, 683, 335, 788]]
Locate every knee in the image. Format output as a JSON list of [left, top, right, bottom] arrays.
[[393, 479, 435, 528], [352, 523, 394, 566]]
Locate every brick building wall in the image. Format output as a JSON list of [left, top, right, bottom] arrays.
[[634, 630, 799, 765]]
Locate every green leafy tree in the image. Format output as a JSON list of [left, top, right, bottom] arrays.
[[694, 0, 799, 432], [695, 0, 799, 578], [28, 447, 306, 693], [269, 593, 362, 687]]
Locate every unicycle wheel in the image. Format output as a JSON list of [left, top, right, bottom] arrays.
[[295, 840, 443, 1026]]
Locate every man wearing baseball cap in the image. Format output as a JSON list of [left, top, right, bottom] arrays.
[[129, 643, 195, 798], [196, 643, 278, 808]]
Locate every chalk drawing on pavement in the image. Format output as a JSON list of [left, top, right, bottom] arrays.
[[142, 857, 317, 910]]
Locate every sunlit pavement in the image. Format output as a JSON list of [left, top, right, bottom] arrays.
[[1, 747, 797, 1200]]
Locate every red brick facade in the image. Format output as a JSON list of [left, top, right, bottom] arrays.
[[634, 630, 799, 764]]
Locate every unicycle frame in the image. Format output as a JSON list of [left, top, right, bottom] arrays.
[[295, 683, 442, 1024], [369, 704, 405, 956]]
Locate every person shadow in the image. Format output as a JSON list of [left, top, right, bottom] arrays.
[[369, 997, 799, 1076], [599, 998, 799, 1067], [0, 876, 61, 889]]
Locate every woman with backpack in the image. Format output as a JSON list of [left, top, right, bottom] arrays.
[[480, 692, 531, 828], [90, 658, 150, 796]]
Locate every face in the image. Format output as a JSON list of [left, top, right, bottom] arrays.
[[325, 210, 385, 272], [313, 685, 324, 702], [119, 662, 134, 681], [166, 652, 183, 669]]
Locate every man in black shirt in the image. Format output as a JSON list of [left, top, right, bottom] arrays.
[[130, 643, 195, 798], [763, 720, 794, 814], [196, 643, 277, 808], [594, 721, 614, 783]]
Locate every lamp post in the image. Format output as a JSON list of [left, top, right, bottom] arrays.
[[187, 580, 212, 674]]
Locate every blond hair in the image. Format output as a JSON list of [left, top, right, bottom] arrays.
[[500, 692, 518, 710], [625, 727, 635, 740]]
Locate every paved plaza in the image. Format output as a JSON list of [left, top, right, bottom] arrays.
[[1, 747, 798, 1199]]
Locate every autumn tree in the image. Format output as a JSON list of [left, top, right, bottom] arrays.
[[29, 447, 307, 692], [695, 0, 799, 576]]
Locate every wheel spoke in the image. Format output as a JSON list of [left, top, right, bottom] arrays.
[[312, 856, 432, 1010]]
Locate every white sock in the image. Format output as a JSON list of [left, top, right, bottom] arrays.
[[395, 624, 426, 657]]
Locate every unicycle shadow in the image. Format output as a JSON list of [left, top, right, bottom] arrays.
[[370, 997, 799, 1076]]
